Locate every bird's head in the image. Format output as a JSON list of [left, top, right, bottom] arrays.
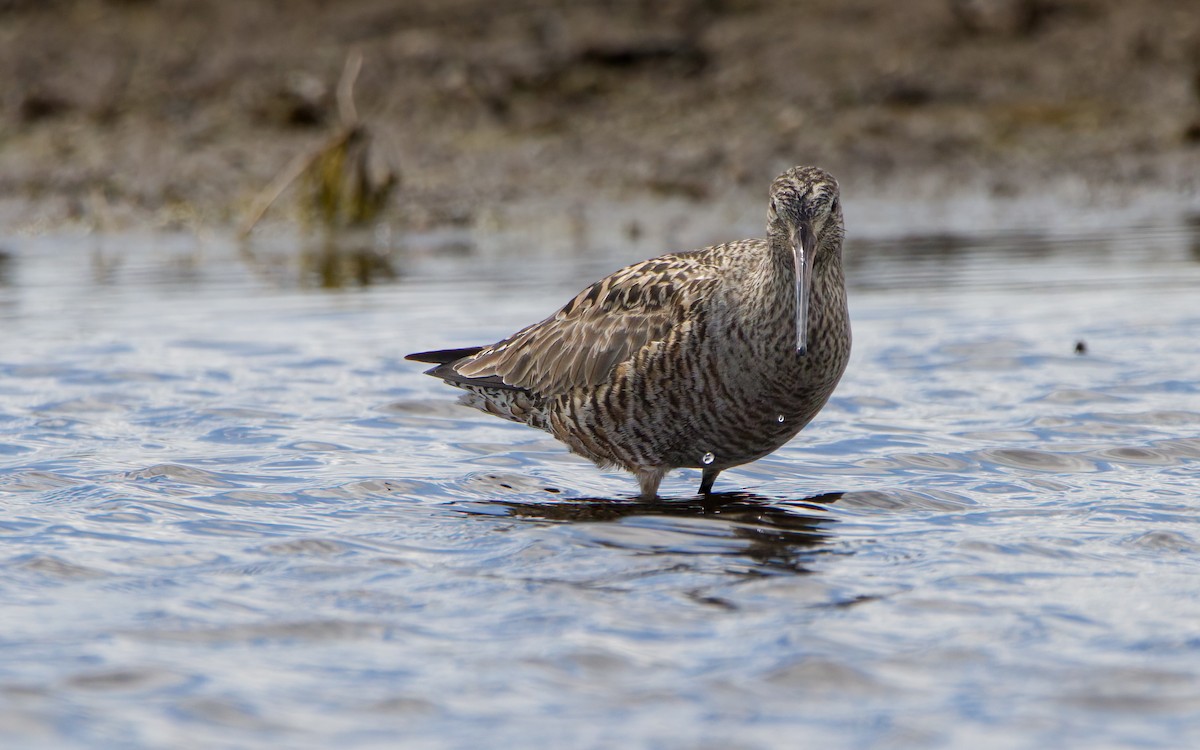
[[767, 166, 843, 354]]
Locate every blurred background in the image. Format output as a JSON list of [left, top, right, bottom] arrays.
[[2, 0, 1198, 233]]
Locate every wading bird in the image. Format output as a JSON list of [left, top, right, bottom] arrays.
[[408, 166, 851, 499]]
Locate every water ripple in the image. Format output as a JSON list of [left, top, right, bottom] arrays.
[[125, 463, 245, 488], [976, 448, 1101, 473]]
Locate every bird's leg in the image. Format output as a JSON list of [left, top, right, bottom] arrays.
[[699, 468, 721, 495], [636, 469, 666, 500]]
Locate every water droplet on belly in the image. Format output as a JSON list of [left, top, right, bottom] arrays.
[[701, 452, 715, 465], [776, 414, 785, 423]]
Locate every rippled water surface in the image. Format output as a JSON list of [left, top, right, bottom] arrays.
[[2, 210, 1200, 748]]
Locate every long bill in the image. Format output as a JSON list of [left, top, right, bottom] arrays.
[[792, 222, 816, 355]]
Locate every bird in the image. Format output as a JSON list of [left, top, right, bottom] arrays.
[[407, 166, 851, 499]]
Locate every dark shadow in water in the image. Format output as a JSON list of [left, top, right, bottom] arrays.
[[461, 491, 844, 573]]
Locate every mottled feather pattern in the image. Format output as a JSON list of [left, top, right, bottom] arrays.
[[409, 166, 851, 498], [455, 253, 718, 394]]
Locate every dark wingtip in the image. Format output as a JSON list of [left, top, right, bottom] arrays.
[[407, 345, 526, 393], [405, 346, 485, 365]]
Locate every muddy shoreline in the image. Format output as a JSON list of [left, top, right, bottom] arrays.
[[2, 0, 1199, 235]]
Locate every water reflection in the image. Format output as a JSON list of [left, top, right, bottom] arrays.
[[0, 247, 14, 315], [239, 232, 400, 288], [0, 246, 14, 287], [301, 238, 398, 288], [466, 491, 844, 573], [1187, 212, 1200, 263]]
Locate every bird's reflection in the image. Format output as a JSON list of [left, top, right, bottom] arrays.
[[462, 490, 844, 573]]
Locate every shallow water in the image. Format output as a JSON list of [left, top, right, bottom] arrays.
[[2, 210, 1200, 748]]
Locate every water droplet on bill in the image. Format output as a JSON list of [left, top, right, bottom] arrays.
[[701, 452, 715, 465]]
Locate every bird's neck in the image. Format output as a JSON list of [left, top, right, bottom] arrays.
[[765, 231, 802, 299], [746, 234, 844, 351], [735, 235, 801, 340]]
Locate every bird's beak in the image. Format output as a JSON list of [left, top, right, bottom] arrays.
[[792, 222, 816, 354]]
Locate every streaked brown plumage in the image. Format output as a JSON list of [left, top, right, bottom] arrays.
[[408, 166, 851, 499]]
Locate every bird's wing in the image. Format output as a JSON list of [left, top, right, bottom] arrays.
[[449, 253, 719, 395]]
